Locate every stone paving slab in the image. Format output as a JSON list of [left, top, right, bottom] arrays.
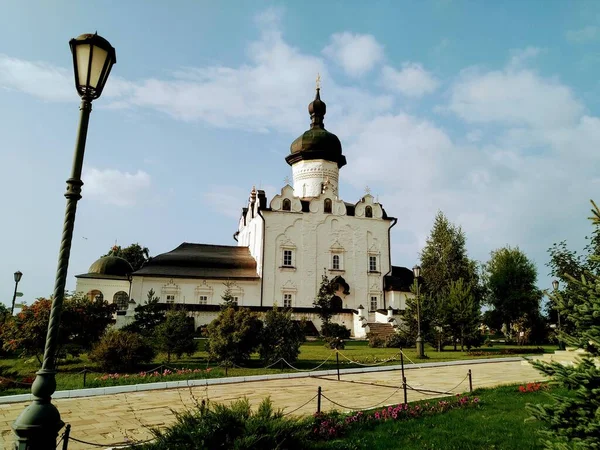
[[0, 360, 543, 449]]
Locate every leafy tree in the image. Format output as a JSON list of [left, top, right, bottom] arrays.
[[104, 243, 150, 271], [205, 307, 263, 365], [0, 303, 9, 321], [313, 273, 336, 327], [124, 289, 166, 336], [484, 246, 542, 338], [155, 310, 197, 362], [529, 200, 600, 448], [445, 278, 481, 351], [2, 293, 116, 364], [89, 330, 156, 372], [258, 306, 305, 364]]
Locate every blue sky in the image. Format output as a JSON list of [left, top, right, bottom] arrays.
[[2, 0, 600, 305]]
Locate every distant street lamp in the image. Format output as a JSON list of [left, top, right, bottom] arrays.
[[552, 280, 564, 350], [12, 33, 116, 449], [413, 265, 424, 358], [10, 271, 23, 316]]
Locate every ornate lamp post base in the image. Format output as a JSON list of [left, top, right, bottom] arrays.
[[12, 370, 64, 449]]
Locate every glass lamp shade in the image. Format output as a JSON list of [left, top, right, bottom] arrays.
[[552, 280, 559, 290], [69, 33, 116, 100], [412, 265, 421, 279], [14, 271, 22, 283]]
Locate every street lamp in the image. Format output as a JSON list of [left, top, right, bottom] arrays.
[[12, 33, 116, 450], [413, 265, 424, 358], [10, 271, 23, 316], [552, 280, 563, 350]]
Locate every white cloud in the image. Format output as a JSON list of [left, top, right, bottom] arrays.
[[566, 26, 598, 43], [381, 63, 439, 97], [508, 46, 542, 68], [83, 167, 151, 206], [0, 54, 72, 101], [322, 32, 384, 77], [0, 17, 394, 136], [447, 66, 583, 128]]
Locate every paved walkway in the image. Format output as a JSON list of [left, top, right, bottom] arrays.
[[0, 360, 542, 449]]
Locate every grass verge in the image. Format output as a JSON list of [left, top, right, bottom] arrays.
[[0, 341, 555, 397]]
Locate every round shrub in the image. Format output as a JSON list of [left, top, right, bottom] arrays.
[[89, 330, 155, 372]]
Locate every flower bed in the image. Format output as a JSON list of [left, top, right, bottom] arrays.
[[518, 382, 547, 393], [89, 367, 218, 387], [312, 394, 481, 440], [467, 347, 545, 357]]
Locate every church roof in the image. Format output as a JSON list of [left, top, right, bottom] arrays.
[[384, 266, 418, 292], [133, 243, 259, 280], [76, 256, 133, 280], [286, 88, 347, 169]]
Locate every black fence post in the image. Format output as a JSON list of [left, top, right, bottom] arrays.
[[336, 352, 340, 381], [402, 376, 408, 405], [317, 386, 322, 414], [83, 369, 87, 388], [400, 350, 405, 381], [468, 369, 473, 393], [225, 362, 228, 377], [62, 423, 71, 450]]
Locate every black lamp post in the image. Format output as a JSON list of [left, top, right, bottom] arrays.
[[12, 33, 116, 450], [10, 271, 23, 316], [413, 265, 424, 358], [552, 279, 563, 350]]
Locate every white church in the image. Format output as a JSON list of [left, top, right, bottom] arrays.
[[75, 86, 417, 338]]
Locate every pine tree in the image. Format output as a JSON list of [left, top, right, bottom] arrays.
[[126, 289, 166, 336], [419, 211, 481, 350], [220, 281, 237, 309], [528, 200, 600, 448], [446, 278, 481, 351]]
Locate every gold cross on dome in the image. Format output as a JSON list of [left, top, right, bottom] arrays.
[[365, 185, 371, 195], [316, 73, 321, 90]]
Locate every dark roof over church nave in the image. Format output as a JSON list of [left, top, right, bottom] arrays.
[[133, 243, 259, 280]]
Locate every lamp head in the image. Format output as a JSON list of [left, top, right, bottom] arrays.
[[69, 32, 116, 100], [14, 271, 22, 283], [412, 265, 421, 279]]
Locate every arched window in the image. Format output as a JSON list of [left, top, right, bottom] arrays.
[[365, 206, 373, 218], [87, 290, 104, 302], [324, 198, 332, 213], [113, 291, 129, 310], [282, 198, 291, 211], [332, 254, 340, 270]]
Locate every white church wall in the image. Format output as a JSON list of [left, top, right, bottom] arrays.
[[260, 189, 392, 314], [130, 277, 261, 307], [74, 278, 130, 306], [387, 291, 413, 311], [238, 207, 265, 276]]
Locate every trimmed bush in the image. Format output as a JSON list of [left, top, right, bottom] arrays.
[[89, 330, 155, 372], [384, 332, 414, 348], [367, 333, 385, 348], [205, 307, 263, 365]]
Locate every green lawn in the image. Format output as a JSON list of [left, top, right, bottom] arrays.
[[0, 340, 556, 397], [313, 384, 565, 449]]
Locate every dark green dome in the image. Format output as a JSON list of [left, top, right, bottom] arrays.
[[88, 256, 133, 277], [286, 89, 346, 168]]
